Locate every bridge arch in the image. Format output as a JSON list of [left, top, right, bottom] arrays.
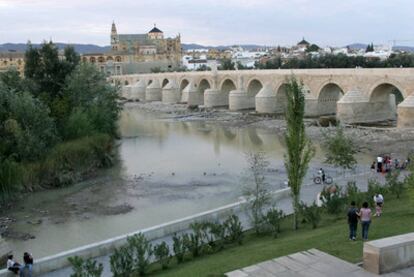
[[275, 83, 289, 114], [220, 79, 237, 94], [198, 79, 211, 93], [369, 83, 404, 123], [180, 79, 189, 91], [161, 78, 169, 88], [247, 79, 263, 98], [317, 83, 344, 116]]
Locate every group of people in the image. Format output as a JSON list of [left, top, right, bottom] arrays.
[[372, 155, 410, 173], [7, 252, 33, 276], [347, 193, 384, 241]]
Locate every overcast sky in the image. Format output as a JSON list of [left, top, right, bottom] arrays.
[[1, 0, 413, 47]]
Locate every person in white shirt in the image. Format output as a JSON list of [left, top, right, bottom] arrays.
[[373, 193, 384, 216], [376, 156, 383, 173], [6, 254, 21, 274]]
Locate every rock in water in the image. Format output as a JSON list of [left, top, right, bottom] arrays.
[[0, 235, 11, 265]]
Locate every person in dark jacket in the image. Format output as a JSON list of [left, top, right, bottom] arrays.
[[347, 201, 359, 241]]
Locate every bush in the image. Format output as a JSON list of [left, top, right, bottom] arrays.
[[184, 223, 205, 258], [202, 221, 226, 252], [127, 233, 153, 276], [110, 245, 133, 277], [25, 133, 114, 188], [154, 241, 170, 270], [386, 170, 404, 199], [172, 233, 186, 264], [265, 208, 284, 237], [345, 181, 366, 207], [299, 202, 321, 229], [0, 159, 22, 203], [320, 185, 346, 215], [223, 214, 244, 245], [68, 256, 103, 277], [367, 179, 388, 198]]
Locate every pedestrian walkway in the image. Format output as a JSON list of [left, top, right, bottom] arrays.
[[226, 249, 414, 277]]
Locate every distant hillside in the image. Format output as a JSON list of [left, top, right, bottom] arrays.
[[0, 43, 111, 54], [2, 42, 414, 54]]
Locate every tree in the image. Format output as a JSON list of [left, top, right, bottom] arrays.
[[219, 58, 235, 70], [284, 77, 315, 230], [322, 126, 358, 173], [366, 43, 374, 53], [243, 152, 271, 234]]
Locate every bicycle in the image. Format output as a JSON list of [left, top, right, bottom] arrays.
[[313, 175, 333, 185]]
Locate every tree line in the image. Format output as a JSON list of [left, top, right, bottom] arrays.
[[0, 41, 120, 202], [255, 53, 414, 69]]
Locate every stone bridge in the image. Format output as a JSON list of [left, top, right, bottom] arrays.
[[111, 68, 414, 128]]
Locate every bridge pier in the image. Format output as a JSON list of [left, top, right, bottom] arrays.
[[229, 89, 255, 110], [145, 80, 162, 101], [131, 79, 146, 101], [304, 96, 319, 117], [186, 82, 202, 106], [255, 84, 277, 113], [121, 85, 132, 100], [162, 80, 181, 104], [338, 90, 398, 124], [397, 95, 414, 128], [204, 89, 228, 107], [337, 90, 372, 124]]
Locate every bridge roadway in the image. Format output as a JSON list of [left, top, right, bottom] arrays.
[[111, 68, 414, 128]]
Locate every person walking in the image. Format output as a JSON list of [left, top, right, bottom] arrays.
[[347, 201, 359, 241], [373, 193, 384, 217], [358, 202, 372, 241]]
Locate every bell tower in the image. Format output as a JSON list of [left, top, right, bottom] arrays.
[[111, 21, 119, 51]]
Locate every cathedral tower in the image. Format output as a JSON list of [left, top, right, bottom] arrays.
[[111, 21, 119, 51]]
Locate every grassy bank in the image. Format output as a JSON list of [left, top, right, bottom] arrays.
[[149, 193, 414, 277]]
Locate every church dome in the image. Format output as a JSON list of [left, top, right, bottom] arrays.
[[149, 26, 163, 33]]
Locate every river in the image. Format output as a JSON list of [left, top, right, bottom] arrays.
[[1, 106, 372, 258]]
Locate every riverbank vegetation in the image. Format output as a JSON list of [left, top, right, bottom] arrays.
[[0, 41, 120, 202]]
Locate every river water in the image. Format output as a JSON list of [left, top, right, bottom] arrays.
[[2, 106, 372, 258]]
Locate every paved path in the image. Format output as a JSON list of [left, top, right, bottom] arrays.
[[41, 170, 392, 277], [226, 249, 414, 277]]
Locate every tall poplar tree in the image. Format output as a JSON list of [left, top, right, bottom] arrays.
[[284, 77, 315, 230]]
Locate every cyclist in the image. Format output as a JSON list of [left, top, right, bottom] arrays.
[[318, 168, 326, 183]]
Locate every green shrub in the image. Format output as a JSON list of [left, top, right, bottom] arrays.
[[223, 214, 244, 245], [367, 179, 388, 198], [127, 233, 153, 276], [201, 222, 225, 252], [110, 245, 133, 277], [184, 223, 205, 258], [172, 233, 186, 264], [386, 170, 404, 199], [320, 185, 346, 215], [299, 202, 321, 229], [265, 208, 285, 237], [345, 181, 366, 207], [68, 256, 103, 277], [0, 159, 22, 203], [154, 241, 170, 270], [24, 133, 114, 188]]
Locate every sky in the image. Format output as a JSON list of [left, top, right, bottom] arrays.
[[0, 0, 413, 47]]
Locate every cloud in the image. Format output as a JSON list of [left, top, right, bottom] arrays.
[[1, 0, 414, 46]]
